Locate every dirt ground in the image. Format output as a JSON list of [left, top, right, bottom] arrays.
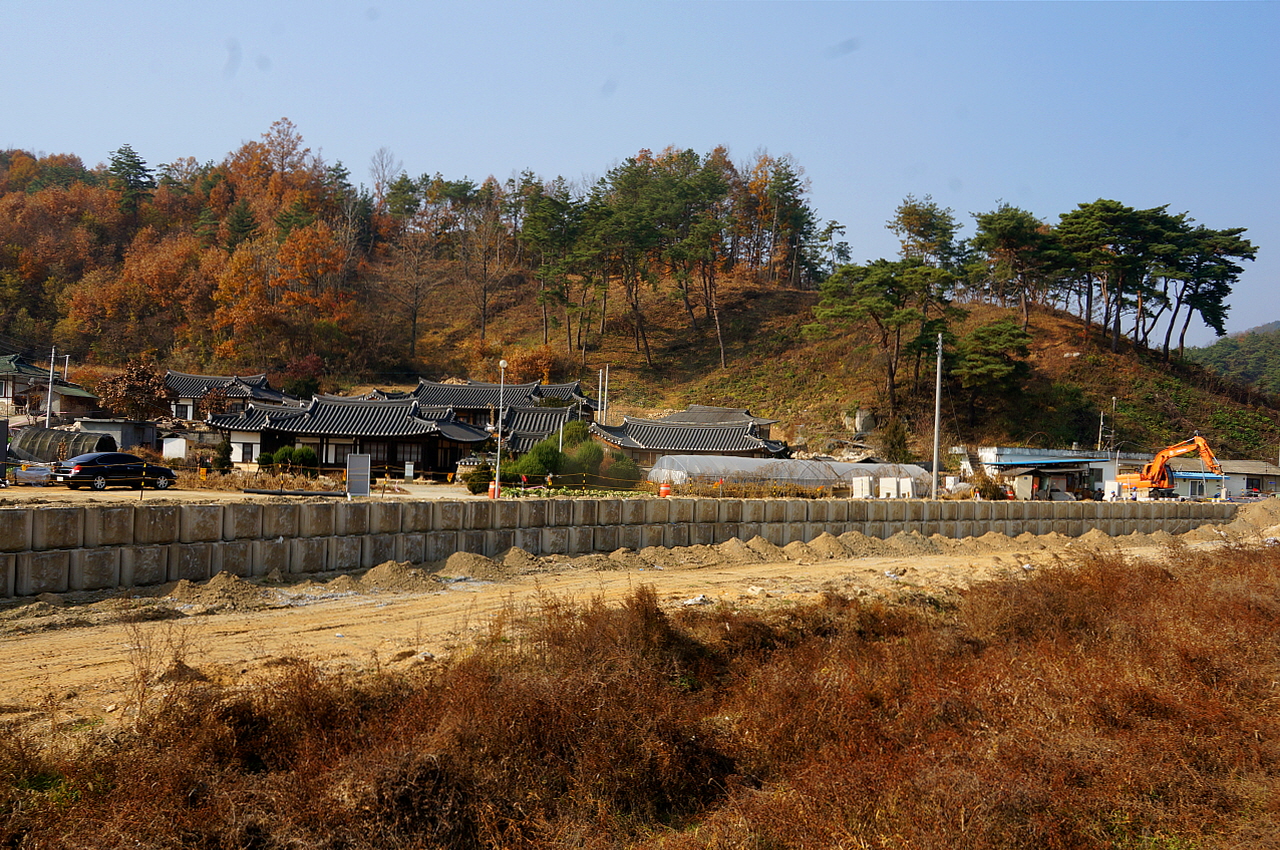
[[4, 495, 1279, 736]]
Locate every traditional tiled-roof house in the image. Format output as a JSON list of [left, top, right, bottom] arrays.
[[207, 394, 491, 471], [370, 379, 596, 429], [655, 405, 778, 439], [590, 416, 785, 467], [165, 370, 300, 420]]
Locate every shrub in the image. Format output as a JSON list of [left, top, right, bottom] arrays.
[[256, 452, 274, 471], [572, 440, 603, 478], [292, 445, 319, 476], [273, 446, 296, 471], [463, 462, 493, 494], [599, 452, 641, 488], [212, 439, 233, 473], [560, 419, 590, 448]]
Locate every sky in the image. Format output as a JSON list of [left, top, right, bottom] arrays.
[[4, 1, 1277, 346]]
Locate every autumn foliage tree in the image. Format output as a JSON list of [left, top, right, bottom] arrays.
[[94, 362, 172, 420]]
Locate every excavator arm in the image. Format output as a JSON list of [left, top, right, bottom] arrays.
[[1117, 435, 1222, 494]]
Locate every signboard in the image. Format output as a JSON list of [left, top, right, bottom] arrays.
[[345, 453, 372, 497], [404, 462, 414, 482]]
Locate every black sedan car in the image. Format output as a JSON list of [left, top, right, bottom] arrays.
[[53, 452, 178, 490]]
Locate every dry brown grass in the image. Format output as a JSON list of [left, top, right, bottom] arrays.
[[6, 544, 1280, 848]]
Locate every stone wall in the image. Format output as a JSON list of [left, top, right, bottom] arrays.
[[0, 498, 1237, 597]]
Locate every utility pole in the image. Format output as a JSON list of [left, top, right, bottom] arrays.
[[931, 333, 942, 499], [45, 347, 56, 429]]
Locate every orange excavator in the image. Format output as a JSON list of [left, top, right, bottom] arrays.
[[1116, 435, 1223, 498]]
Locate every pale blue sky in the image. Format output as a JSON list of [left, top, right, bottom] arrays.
[[4, 1, 1276, 344]]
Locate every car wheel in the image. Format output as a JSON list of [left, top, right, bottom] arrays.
[[91, 476, 108, 491], [153, 477, 172, 490]]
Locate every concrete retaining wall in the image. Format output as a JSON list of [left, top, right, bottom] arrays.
[[0, 498, 1238, 597]]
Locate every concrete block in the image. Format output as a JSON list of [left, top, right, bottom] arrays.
[[484, 529, 515, 558], [298, 503, 336, 538], [904, 500, 924, 523], [618, 525, 642, 550], [180, 504, 223, 543], [668, 498, 695, 524], [290, 537, 328, 573], [121, 546, 168, 587], [457, 530, 487, 555], [867, 501, 888, 523], [424, 531, 459, 562], [598, 499, 623, 526], [884, 500, 906, 523], [918, 521, 940, 537], [261, 503, 299, 538], [213, 540, 254, 578], [31, 507, 83, 551], [464, 501, 494, 530], [694, 499, 718, 524], [519, 500, 549, 529], [803, 523, 826, 542], [971, 501, 991, 522], [741, 499, 766, 523], [17, 551, 70, 595], [396, 533, 424, 564], [594, 525, 619, 552], [328, 536, 362, 571], [691, 524, 716, 547], [168, 543, 212, 582], [827, 500, 849, 523], [644, 499, 671, 524], [785, 500, 808, 524], [434, 501, 464, 531], [954, 521, 974, 540], [513, 528, 542, 556], [69, 548, 120, 591], [135, 504, 181, 545], [807, 501, 830, 523], [737, 522, 760, 541], [548, 499, 575, 527], [864, 522, 886, 540], [846, 500, 867, 523], [760, 523, 785, 546], [222, 503, 263, 541], [252, 538, 290, 576], [621, 499, 647, 525], [398, 501, 432, 533], [664, 524, 690, 549], [0, 553, 13, 597], [83, 505, 134, 547], [1066, 520, 1086, 538], [541, 526, 570, 555], [361, 534, 398, 568], [0, 509, 32, 553], [368, 502, 402, 534], [335, 502, 369, 536], [569, 526, 594, 555], [572, 500, 598, 527], [641, 525, 666, 549], [955, 501, 976, 522], [494, 500, 520, 529]]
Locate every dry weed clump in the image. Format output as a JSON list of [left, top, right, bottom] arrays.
[[8, 545, 1280, 848]]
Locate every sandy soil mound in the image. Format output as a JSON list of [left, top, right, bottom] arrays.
[[608, 548, 651, 571], [838, 531, 885, 557], [783, 540, 819, 562], [1075, 528, 1118, 548], [807, 532, 852, 559], [167, 572, 274, 610], [969, 531, 1017, 553], [716, 537, 765, 563], [1231, 498, 1280, 530], [884, 531, 941, 556], [360, 560, 441, 592], [438, 551, 514, 581], [499, 547, 544, 574], [746, 536, 789, 562]]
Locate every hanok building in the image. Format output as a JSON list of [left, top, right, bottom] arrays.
[[654, 405, 779, 440], [207, 394, 492, 472], [590, 413, 786, 467], [165, 370, 300, 420], [372, 378, 596, 429], [0, 354, 98, 422]]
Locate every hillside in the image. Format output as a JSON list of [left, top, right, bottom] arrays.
[[1186, 324, 1280, 397], [443, 274, 1280, 463]]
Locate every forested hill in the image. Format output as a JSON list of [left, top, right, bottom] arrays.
[[1187, 325, 1280, 396], [1, 120, 1273, 459]]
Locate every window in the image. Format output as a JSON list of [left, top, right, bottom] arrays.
[[399, 443, 423, 464], [239, 443, 256, 463], [175, 404, 191, 419], [364, 441, 388, 464]]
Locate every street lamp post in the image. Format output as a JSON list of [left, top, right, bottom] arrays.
[[494, 360, 507, 498]]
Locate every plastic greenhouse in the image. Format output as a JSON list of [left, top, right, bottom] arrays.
[[646, 454, 931, 495]]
